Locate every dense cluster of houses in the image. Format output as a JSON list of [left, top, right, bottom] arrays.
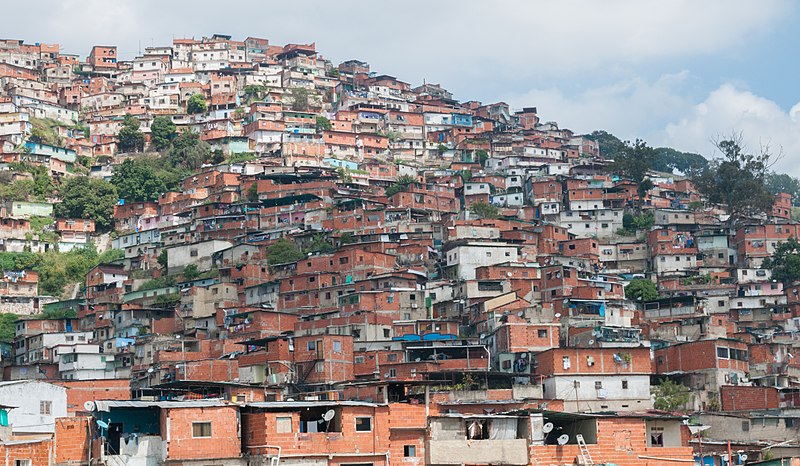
[[0, 35, 799, 466]]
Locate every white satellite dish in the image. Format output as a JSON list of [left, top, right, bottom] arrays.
[[554, 313, 562, 319], [542, 422, 554, 433], [557, 434, 570, 445], [740, 454, 748, 462], [588, 340, 595, 345], [517, 311, 525, 317], [83, 401, 96, 412], [97, 420, 109, 430], [322, 409, 336, 422]]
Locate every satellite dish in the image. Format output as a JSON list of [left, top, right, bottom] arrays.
[[96, 420, 109, 430], [322, 409, 336, 422], [554, 313, 562, 319], [588, 340, 595, 345], [557, 434, 570, 445], [83, 401, 96, 412], [542, 422, 554, 433], [517, 311, 525, 317], [740, 454, 748, 462]]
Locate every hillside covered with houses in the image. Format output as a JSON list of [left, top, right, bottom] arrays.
[[0, 34, 799, 466]]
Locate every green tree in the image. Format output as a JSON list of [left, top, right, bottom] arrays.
[[475, 149, 489, 167], [587, 130, 628, 160], [157, 249, 168, 269], [187, 93, 208, 114], [54, 177, 118, 231], [183, 264, 200, 280], [339, 232, 355, 245], [609, 139, 655, 183], [385, 174, 417, 197], [117, 114, 145, 153], [290, 88, 311, 111], [267, 238, 305, 265], [687, 201, 704, 211], [625, 278, 659, 301], [763, 237, 800, 284], [167, 130, 211, 170], [0, 313, 19, 343], [150, 116, 176, 150], [637, 178, 654, 199], [246, 182, 260, 202], [765, 172, 800, 206], [0, 179, 35, 203], [316, 116, 332, 131], [690, 136, 774, 224], [243, 84, 267, 100], [111, 158, 169, 202], [469, 201, 499, 219], [304, 234, 335, 255], [652, 379, 692, 412], [588, 130, 707, 173]]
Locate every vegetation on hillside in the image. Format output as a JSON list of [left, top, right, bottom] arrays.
[[588, 130, 708, 174]]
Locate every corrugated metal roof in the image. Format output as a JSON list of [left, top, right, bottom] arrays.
[[94, 399, 229, 411], [246, 401, 384, 409]]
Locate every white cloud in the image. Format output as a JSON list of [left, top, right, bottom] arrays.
[[500, 71, 697, 140], [660, 84, 800, 176], [1, 0, 792, 93]]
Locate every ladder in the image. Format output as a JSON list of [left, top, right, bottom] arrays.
[[576, 434, 594, 465]]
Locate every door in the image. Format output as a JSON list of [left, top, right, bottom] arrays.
[[107, 423, 123, 455]]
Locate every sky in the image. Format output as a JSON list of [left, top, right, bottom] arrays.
[[5, 0, 800, 174]]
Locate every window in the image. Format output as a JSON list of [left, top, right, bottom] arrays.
[[276, 416, 292, 433], [15, 460, 30, 466], [404, 445, 416, 457], [538, 329, 548, 338], [40, 401, 52, 415], [315, 361, 324, 372], [307, 341, 316, 351], [333, 340, 342, 353], [192, 422, 212, 437], [650, 427, 664, 447], [387, 368, 397, 378], [355, 417, 372, 432], [387, 353, 397, 362], [622, 380, 628, 389], [595, 381, 603, 389]]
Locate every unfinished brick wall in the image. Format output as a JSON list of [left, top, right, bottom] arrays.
[[720, 385, 780, 411], [0, 439, 52, 466], [161, 406, 241, 460], [530, 417, 694, 466], [55, 416, 91, 463], [57, 379, 130, 413]]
